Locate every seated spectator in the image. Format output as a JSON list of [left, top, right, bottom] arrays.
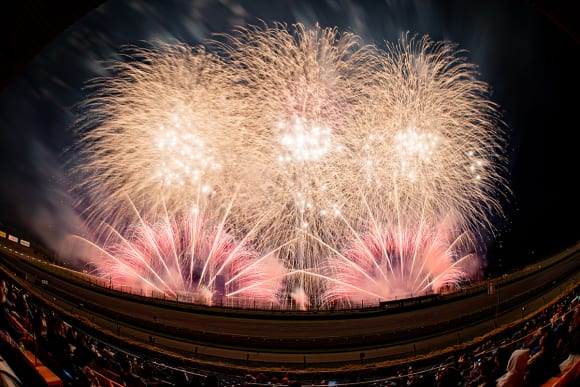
[[526, 328, 544, 356], [497, 348, 529, 387], [436, 366, 462, 386], [204, 373, 220, 387], [172, 370, 190, 386], [568, 307, 580, 334], [554, 356, 580, 387], [524, 330, 560, 386], [493, 346, 511, 381], [0, 280, 8, 306], [559, 331, 580, 375], [256, 372, 268, 384], [466, 357, 495, 387], [120, 357, 147, 386], [0, 329, 18, 352], [242, 373, 256, 387]]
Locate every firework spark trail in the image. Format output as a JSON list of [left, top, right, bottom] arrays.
[[320, 220, 480, 307], [215, 23, 380, 296], [353, 33, 509, 237], [70, 42, 244, 231], [86, 206, 286, 306], [68, 24, 509, 308], [313, 34, 509, 306]]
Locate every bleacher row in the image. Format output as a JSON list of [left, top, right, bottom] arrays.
[[1, 270, 580, 387], [1, 309, 119, 386], [1, 274, 202, 386]]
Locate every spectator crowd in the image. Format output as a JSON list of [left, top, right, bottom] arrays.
[[1, 272, 579, 387]]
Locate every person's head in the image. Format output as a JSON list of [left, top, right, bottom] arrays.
[[437, 366, 461, 387], [494, 346, 510, 369], [256, 373, 267, 383], [205, 374, 219, 387], [538, 330, 557, 354], [120, 358, 132, 374], [478, 358, 495, 378], [506, 348, 530, 374], [569, 331, 580, 355]]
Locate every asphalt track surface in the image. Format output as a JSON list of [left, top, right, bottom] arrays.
[[1, 241, 579, 373]]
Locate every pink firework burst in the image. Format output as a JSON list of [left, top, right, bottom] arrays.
[[89, 209, 287, 307], [321, 220, 481, 307]]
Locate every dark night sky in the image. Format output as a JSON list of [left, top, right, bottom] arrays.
[[0, 0, 578, 273]]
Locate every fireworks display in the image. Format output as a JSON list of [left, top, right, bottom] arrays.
[[69, 23, 508, 309], [320, 219, 481, 307], [73, 207, 287, 307]]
